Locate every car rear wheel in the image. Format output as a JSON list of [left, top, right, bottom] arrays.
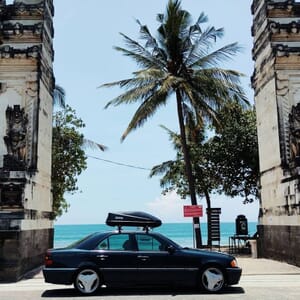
[[200, 266, 225, 293], [74, 268, 100, 295]]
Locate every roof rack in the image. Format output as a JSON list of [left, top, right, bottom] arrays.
[[106, 211, 162, 232]]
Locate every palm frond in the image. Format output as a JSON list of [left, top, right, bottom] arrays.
[[179, 82, 220, 127], [82, 138, 107, 152], [104, 82, 159, 109], [189, 42, 242, 69], [136, 19, 167, 62], [159, 124, 181, 150], [196, 12, 208, 25], [149, 160, 175, 177], [100, 70, 162, 90], [183, 26, 224, 66], [117, 33, 166, 70], [195, 68, 248, 104], [121, 88, 170, 141]]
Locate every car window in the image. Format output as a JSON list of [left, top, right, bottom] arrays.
[[136, 234, 163, 251], [97, 234, 132, 251]]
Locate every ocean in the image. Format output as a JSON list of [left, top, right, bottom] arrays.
[[54, 222, 257, 248]]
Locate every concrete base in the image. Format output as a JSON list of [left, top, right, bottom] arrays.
[[257, 224, 300, 267], [0, 228, 53, 282]]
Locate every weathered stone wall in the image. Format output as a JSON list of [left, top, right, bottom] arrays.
[[258, 225, 300, 266], [0, 0, 55, 281], [252, 0, 300, 266], [0, 228, 53, 282]]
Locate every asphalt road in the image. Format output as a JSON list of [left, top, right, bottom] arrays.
[[1, 273, 300, 300]]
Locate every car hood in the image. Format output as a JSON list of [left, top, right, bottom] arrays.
[[180, 247, 235, 260]]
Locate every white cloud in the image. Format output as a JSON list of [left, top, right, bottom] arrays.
[[146, 191, 191, 223], [146, 191, 260, 223]]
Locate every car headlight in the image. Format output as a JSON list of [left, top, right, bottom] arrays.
[[230, 259, 238, 268]]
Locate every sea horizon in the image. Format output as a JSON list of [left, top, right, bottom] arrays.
[[54, 221, 258, 249]]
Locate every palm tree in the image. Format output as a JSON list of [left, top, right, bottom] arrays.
[[101, 0, 247, 247]]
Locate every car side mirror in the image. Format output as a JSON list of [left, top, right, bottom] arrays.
[[166, 245, 175, 254]]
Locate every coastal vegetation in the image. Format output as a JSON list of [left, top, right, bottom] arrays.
[[101, 0, 247, 247], [51, 105, 87, 219], [150, 102, 259, 246]]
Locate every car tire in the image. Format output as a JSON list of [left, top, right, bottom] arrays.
[[74, 268, 101, 295], [200, 266, 225, 293]]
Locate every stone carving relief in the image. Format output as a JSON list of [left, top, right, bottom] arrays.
[[3, 105, 28, 166], [289, 103, 300, 164], [1, 22, 43, 37], [0, 182, 24, 208], [0, 45, 40, 59]]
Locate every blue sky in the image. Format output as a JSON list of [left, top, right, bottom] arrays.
[[53, 0, 258, 224]]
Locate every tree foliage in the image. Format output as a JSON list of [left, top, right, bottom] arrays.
[[150, 124, 217, 202], [51, 105, 87, 219], [151, 102, 259, 205], [209, 102, 259, 203]]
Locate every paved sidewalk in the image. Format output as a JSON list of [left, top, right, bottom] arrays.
[[237, 257, 300, 275]]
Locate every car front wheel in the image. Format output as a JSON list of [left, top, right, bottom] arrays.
[[74, 268, 100, 295], [200, 266, 225, 293]]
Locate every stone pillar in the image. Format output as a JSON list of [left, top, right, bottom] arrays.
[[252, 0, 300, 267], [0, 0, 55, 281]]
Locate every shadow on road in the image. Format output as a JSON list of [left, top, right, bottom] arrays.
[[41, 286, 245, 298]]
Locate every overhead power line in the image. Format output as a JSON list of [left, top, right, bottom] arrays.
[[87, 155, 151, 171]]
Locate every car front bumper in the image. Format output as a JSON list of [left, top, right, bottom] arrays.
[[226, 267, 242, 285], [43, 267, 76, 285]]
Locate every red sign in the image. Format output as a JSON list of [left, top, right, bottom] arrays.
[[183, 205, 203, 217]]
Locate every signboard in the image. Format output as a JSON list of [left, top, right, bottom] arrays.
[[207, 208, 221, 242], [183, 205, 203, 217]]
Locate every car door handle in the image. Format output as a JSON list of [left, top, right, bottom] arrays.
[[97, 255, 108, 261], [137, 255, 149, 261]]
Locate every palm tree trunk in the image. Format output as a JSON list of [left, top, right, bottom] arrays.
[[204, 189, 212, 247], [176, 90, 202, 248]]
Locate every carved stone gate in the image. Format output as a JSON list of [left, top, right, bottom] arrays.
[[252, 0, 300, 266], [0, 0, 54, 281]]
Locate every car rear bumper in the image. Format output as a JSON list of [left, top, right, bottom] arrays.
[[226, 267, 242, 285], [43, 267, 76, 285]]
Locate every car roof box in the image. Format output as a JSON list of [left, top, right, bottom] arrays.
[[106, 211, 162, 229]]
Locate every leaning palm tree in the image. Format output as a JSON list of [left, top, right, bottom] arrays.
[[101, 0, 247, 247]]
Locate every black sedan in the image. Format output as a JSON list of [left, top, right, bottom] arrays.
[[43, 212, 241, 295]]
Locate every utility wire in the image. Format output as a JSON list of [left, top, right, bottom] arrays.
[[87, 155, 151, 171]]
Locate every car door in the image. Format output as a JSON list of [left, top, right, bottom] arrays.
[[135, 233, 199, 286], [93, 233, 139, 285]]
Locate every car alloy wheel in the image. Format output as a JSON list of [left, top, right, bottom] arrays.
[[201, 266, 225, 292], [74, 268, 100, 294]]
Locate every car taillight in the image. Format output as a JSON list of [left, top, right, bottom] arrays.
[[44, 251, 53, 267], [230, 259, 238, 268]]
